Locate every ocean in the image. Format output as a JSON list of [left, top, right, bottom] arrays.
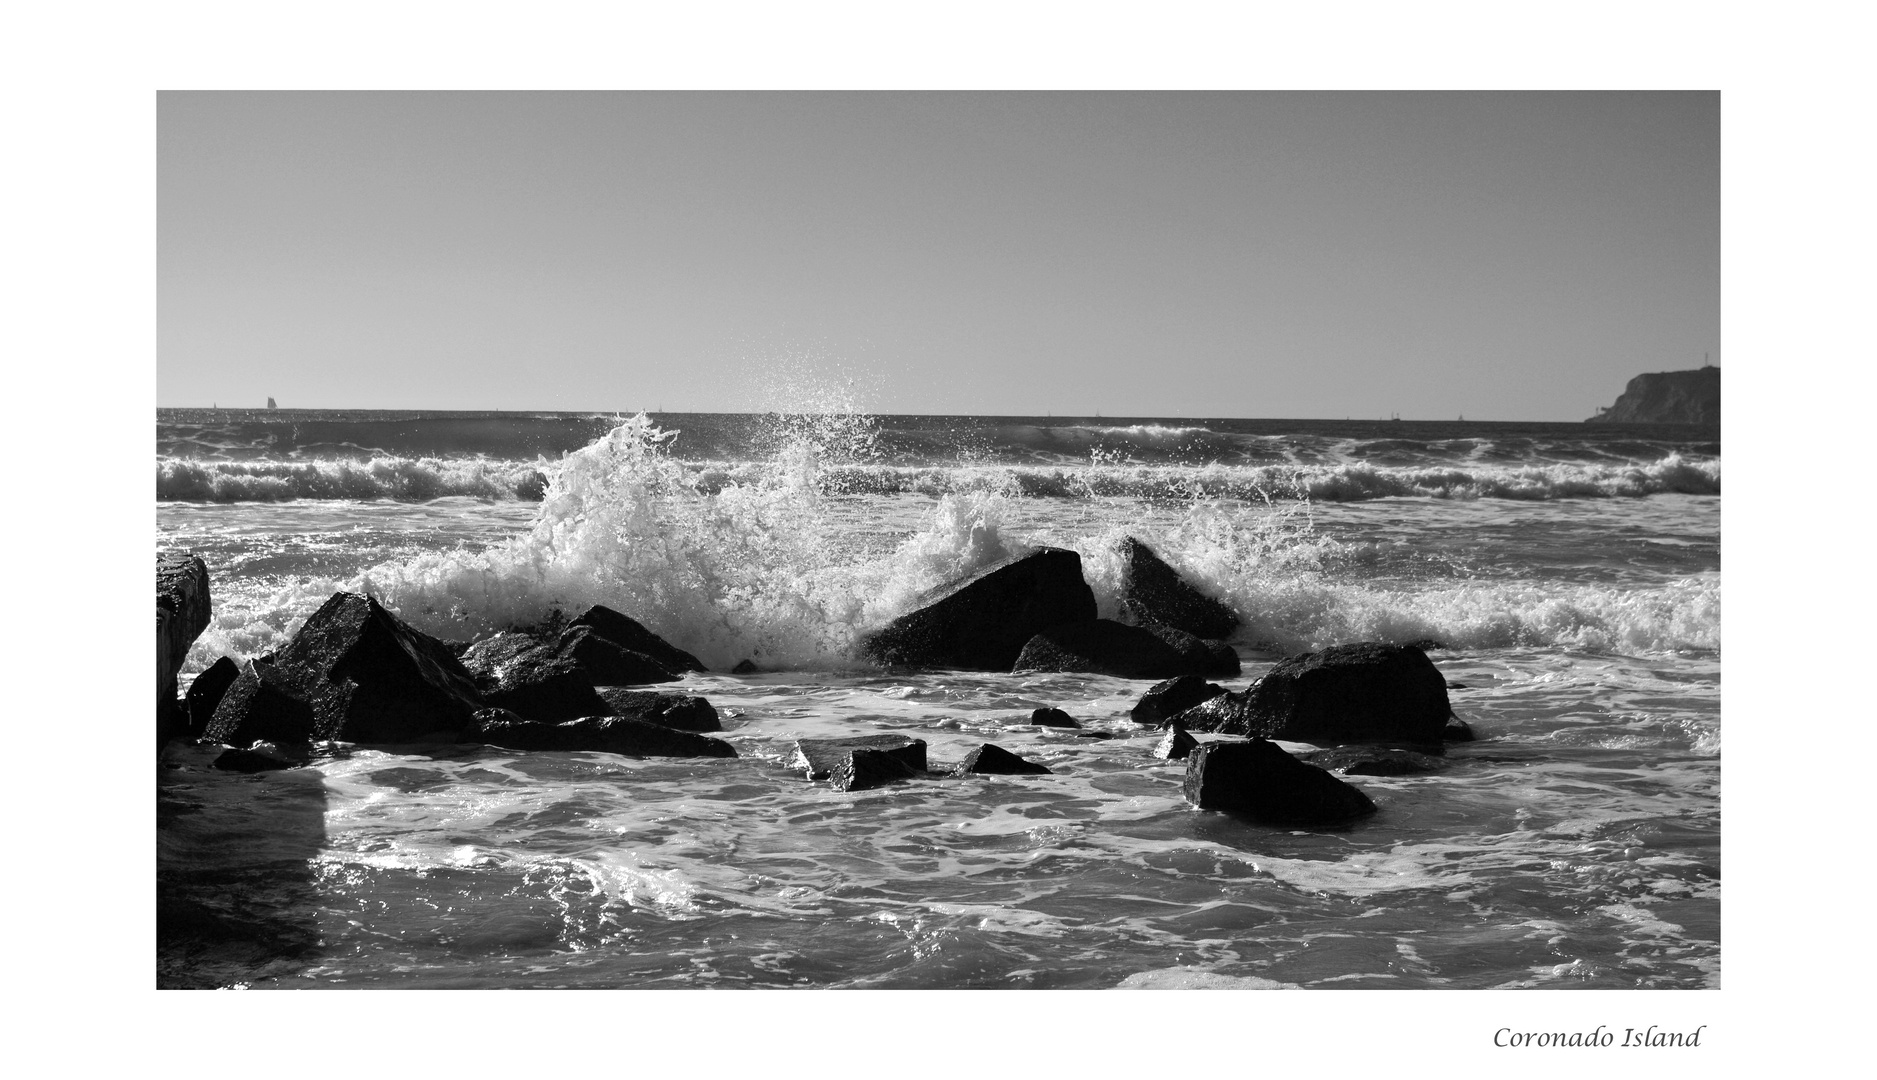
[[156, 407, 1720, 990]]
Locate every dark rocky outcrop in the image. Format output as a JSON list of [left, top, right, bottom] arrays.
[[1183, 738, 1377, 824], [1298, 747, 1449, 776], [272, 592, 486, 742], [1030, 707, 1080, 728], [554, 625, 680, 686], [1174, 643, 1451, 747], [184, 656, 241, 741], [1587, 367, 1720, 425], [461, 631, 612, 723], [597, 689, 723, 732], [954, 743, 1051, 776], [1138, 621, 1240, 678], [792, 735, 928, 780], [1117, 537, 1240, 640], [1154, 723, 1197, 761], [158, 553, 212, 747], [469, 713, 736, 757], [1011, 619, 1199, 680], [829, 748, 918, 792], [204, 661, 319, 747], [1130, 675, 1229, 726], [568, 605, 707, 673], [859, 548, 1097, 671]]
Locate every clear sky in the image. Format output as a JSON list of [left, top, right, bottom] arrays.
[[158, 91, 1717, 420]]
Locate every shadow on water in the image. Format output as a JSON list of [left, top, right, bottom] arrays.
[[157, 744, 328, 989]]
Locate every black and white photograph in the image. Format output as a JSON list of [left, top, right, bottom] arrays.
[[153, 88, 1722, 995]]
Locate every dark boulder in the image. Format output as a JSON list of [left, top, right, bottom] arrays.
[[204, 661, 319, 747], [1154, 723, 1198, 761], [470, 713, 736, 758], [792, 735, 927, 780], [1298, 747, 1448, 776], [1183, 738, 1376, 824], [1117, 537, 1239, 640], [1173, 643, 1451, 746], [1130, 675, 1228, 726], [554, 625, 679, 685], [730, 659, 761, 675], [829, 748, 918, 792], [1443, 718, 1476, 743], [212, 741, 311, 773], [184, 656, 241, 741], [955, 743, 1052, 775], [157, 553, 212, 747], [462, 631, 612, 723], [1030, 707, 1080, 728], [859, 547, 1097, 671], [1011, 619, 1195, 680], [597, 689, 723, 732], [272, 592, 485, 742], [568, 605, 706, 673]]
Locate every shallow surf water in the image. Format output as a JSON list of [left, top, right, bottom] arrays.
[[157, 411, 1718, 989]]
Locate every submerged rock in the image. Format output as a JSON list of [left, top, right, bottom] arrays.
[[792, 735, 927, 780], [859, 547, 1097, 671], [1182, 739, 1376, 824], [1298, 747, 1448, 776], [212, 741, 311, 773], [271, 592, 486, 742], [597, 689, 722, 732], [184, 656, 241, 741], [954, 743, 1051, 776], [1029, 707, 1080, 728], [829, 748, 918, 792], [1175, 643, 1451, 747], [1117, 537, 1240, 640], [1131, 675, 1228, 726], [470, 713, 736, 757], [568, 605, 707, 673], [1011, 619, 1195, 680]]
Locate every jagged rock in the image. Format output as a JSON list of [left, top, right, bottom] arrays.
[[1131, 675, 1228, 725], [1139, 621, 1240, 678], [1587, 367, 1719, 425], [1183, 739, 1376, 824], [469, 713, 736, 757], [1174, 642, 1451, 746], [184, 656, 241, 741], [554, 625, 679, 685], [829, 748, 917, 792], [955, 743, 1052, 776], [597, 689, 722, 732], [1030, 707, 1080, 728], [462, 631, 611, 723], [1154, 723, 1198, 761], [212, 741, 311, 773], [859, 547, 1097, 671], [1011, 619, 1199, 680], [1299, 747, 1449, 776], [204, 661, 319, 746], [568, 605, 706, 673], [272, 592, 486, 742], [1443, 718, 1476, 742], [157, 553, 212, 747], [1117, 537, 1240, 640], [792, 735, 927, 780]]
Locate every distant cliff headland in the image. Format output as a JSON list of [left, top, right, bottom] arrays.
[[1587, 368, 1719, 425]]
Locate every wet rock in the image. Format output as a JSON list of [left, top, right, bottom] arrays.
[[271, 592, 486, 742], [462, 632, 611, 723], [514, 470, 548, 501], [829, 748, 918, 792], [1030, 707, 1080, 728], [1117, 537, 1239, 640], [1011, 619, 1195, 680], [470, 714, 736, 757], [1138, 621, 1240, 678], [597, 689, 723, 733], [1154, 723, 1198, 761], [954, 743, 1052, 776], [859, 547, 1097, 671], [1183, 738, 1376, 824], [1130, 675, 1229, 725], [212, 741, 311, 773], [203, 661, 319, 747], [1298, 747, 1448, 776], [1174, 642, 1451, 747], [568, 605, 707, 673], [730, 659, 761, 675], [553, 625, 679, 685], [184, 656, 241, 741], [1443, 718, 1476, 743], [792, 735, 927, 780], [157, 552, 212, 747], [1445, 681, 1468, 689]]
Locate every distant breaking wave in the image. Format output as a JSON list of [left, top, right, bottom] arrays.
[[159, 453, 1717, 503]]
